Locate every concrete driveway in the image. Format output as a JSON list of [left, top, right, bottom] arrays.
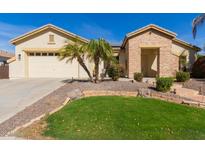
[[0, 78, 66, 124]]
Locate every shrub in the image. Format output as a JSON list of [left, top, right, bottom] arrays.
[[119, 66, 125, 77], [176, 71, 190, 82], [192, 57, 205, 78], [134, 72, 143, 82], [108, 65, 120, 81], [156, 77, 173, 92]]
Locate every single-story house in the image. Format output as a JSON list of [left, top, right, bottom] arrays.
[[9, 24, 200, 79]]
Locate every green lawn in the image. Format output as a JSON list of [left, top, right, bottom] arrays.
[[44, 96, 205, 139]]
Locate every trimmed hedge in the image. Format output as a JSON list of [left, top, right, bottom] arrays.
[[108, 65, 120, 81], [176, 71, 190, 82], [192, 57, 205, 78], [156, 77, 173, 92], [134, 72, 143, 82]]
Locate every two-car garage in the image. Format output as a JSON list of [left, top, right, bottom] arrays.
[[28, 52, 78, 78], [27, 51, 89, 78], [9, 24, 103, 79]]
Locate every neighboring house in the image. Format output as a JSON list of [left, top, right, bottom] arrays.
[[9, 24, 200, 79], [0, 50, 14, 65]]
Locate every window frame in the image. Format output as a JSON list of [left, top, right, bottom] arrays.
[[42, 53, 48, 56], [35, 52, 41, 56], [48, 53, 54, 56]]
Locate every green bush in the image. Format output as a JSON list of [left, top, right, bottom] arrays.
[[108, 65, 120, 81], [119, 66, 125, 77], [176, 71, 190, 82], [134, 72, 143, 82], [156, 77, 173, 92]]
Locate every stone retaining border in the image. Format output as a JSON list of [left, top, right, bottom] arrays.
[[4, 88, 205, 137], [83, 90, 138, 97], [83, 90, 205, 109]]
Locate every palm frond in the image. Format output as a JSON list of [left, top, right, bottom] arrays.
[[192, 14, 205, 39]]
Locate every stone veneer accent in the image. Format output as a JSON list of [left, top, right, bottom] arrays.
[[127, 29, 179, 78]]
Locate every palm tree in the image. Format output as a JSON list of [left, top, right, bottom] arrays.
[[58, 38, 93, 81], [192, 14, 205, 39], [86, 38, 113, 82]]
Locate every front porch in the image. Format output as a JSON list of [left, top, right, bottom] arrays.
[[141, 48, 159, 77]]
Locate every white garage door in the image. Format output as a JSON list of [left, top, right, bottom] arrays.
[[28, 52, 80, 78]]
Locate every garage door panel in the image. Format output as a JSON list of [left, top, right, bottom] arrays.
[[28, 56, 79, 78]]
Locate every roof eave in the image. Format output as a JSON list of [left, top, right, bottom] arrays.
[[173, 38, 201, 52], [10, 24, 89, 45], [121, 24, 177, 48]]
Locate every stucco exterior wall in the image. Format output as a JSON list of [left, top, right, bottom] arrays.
[[9, 29, 103, 79]]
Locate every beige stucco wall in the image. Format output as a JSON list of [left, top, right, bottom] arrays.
[[9, 29, 103, 79]]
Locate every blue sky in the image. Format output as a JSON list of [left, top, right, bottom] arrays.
[[0, 13, 205, 54]]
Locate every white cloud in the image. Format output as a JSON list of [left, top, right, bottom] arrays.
[[76, 23, 122, 45], [0, 22, 35, 52]]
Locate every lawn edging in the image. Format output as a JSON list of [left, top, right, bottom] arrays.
[[7, 97, 71, 136]]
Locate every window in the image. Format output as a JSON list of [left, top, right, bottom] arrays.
[[18, 54, 21, 61], [36, 52, 41, 56], [48, 53, 54, 56], [42, 53, 47, 56], [55, 53, 60, 56], [29, 53, 34, 56], [49, 34, 55, 43]]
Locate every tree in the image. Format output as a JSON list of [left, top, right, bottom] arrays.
[[58, 38, 93, 81], [192, 14, 205, 39], [196, 53, 205, 59], [86, 38, 113, 82]]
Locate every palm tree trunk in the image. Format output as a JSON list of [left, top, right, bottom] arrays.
[[77, 57, 93, 82], [94, 57, 99, 83], [104, 61, 111, 76]]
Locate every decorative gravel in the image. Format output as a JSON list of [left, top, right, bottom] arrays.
[[183, 79, 205, 95], [0, 80, 149, 136], [71, 80, 149, 91]]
